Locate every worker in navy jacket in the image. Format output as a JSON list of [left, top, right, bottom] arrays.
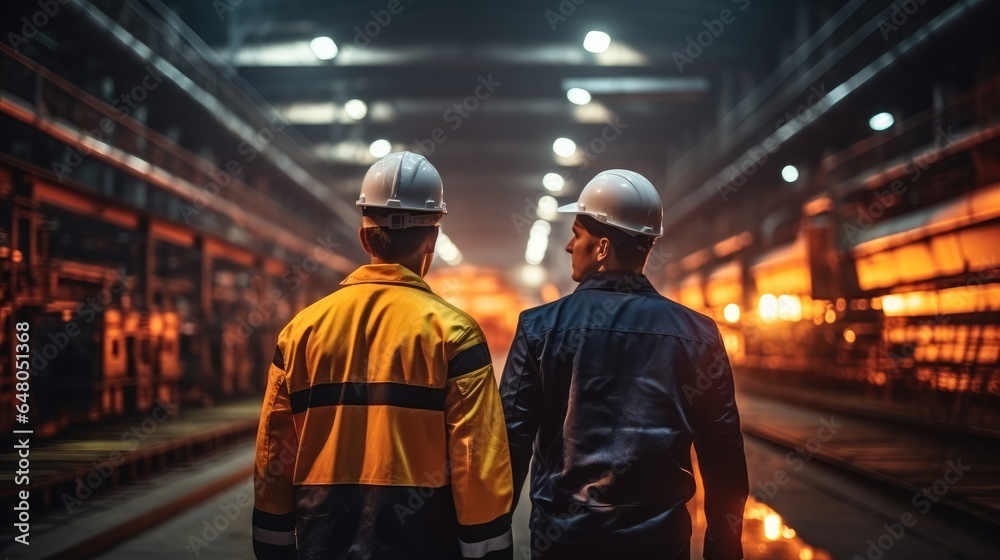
[[501, 170, 748, 560]]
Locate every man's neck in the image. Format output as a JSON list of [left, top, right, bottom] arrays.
[[370, 256, 426, 277]]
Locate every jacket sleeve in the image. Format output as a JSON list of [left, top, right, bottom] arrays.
[[691, 331, 749, 560], [252, 345, 298, 560], [499, 314, 543, 511], [444, 329, 514, 560]]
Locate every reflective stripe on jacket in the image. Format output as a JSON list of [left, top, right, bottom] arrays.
[[501, 271, 748, 560], [254, 263, 514, 560]]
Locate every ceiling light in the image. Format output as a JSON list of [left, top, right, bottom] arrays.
[[537, 195, 559, 221], [583, 31, 611, 54], [566, 87, 592, 105], [525, 236, 549, 265], [552, 137, 576, 158], [530, 220, 552, 238], [369, 139, 392, 158], [781, 165, 799, 183], [542, 173, 565, 193], [344, 99, 368, 120], [309, 36, 338, 60], [868, 112, 894, 131]]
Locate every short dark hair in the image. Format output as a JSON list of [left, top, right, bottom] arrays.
[[578, 215, 654, 268], [360, 209, 437, 261]]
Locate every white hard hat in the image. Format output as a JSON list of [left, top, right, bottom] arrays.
[[557, 169, 663, 237], [357, 151, 446, 228]]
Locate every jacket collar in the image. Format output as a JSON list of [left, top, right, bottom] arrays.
[[340, 263, 432, 292], [574, 270, 658, 295]]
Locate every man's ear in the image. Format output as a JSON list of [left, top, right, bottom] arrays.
[[596, 237, 611, 262], [359, 227, 373, 256]]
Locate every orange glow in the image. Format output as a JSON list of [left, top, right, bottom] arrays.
[[425, 266, 528, 355], [680, 249, 711, 272], [712, 232, 753, 258], [824, 309, 837, 323], [721, 330, 742, 353], [802, 195, 834, 216], [124, 312, 141, 333], [706, 262, 742, 309], [540, 282, 561, 303], [843, 329, 856, 343], [855, 222, 1000, 291], [878, 285, 1000, 317], [689, 454, 831, 560], [751, 237, 810, 296], [679, 275, 705, 310], [149, 313, 164, 337]]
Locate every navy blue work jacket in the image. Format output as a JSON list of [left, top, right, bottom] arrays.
[[501, 271, 748, 559]]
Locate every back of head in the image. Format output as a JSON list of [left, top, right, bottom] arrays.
[[356, 151, 446, 270], [360, 208, 438, 262]]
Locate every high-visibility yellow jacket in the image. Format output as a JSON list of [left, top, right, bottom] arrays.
[[253, 263, 514, 560]]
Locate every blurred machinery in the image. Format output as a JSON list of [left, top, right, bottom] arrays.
[[659, 69, 1000, 431], [0, 7, 361, 436]]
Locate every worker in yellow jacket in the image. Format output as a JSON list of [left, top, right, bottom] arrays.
[[253, 151, 514, 560]]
